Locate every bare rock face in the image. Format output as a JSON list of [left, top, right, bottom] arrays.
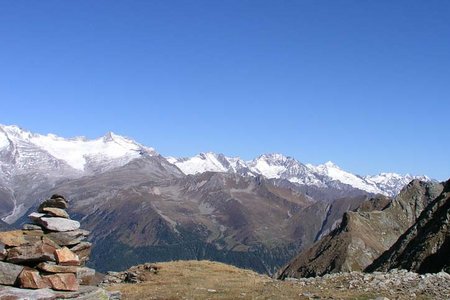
[[367, 179, 450, 273], [277, 180, 443, 278], [46, 230, 89, 246], [0, 261, 24, 285]]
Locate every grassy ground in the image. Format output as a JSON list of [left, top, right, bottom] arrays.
[[105, 260, 391, 300]]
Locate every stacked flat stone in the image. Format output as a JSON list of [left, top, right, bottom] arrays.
[[0, 194, 94, 292]]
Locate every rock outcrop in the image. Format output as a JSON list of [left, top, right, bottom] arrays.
[[0, 194, 118, 299], [277, 180, 443, 278], [366, 179, 450, 273]]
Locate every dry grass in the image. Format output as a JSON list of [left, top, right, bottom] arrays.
[[104, 260, 392, 300]]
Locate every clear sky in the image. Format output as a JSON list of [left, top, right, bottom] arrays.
[[0, 1, 449, 180]]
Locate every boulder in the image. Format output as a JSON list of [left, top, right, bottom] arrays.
[[0, 261, 24, 285], [46, 230, 89, 246], [37, 262, 78, 273], [18, 268, 51, 289], [32, 216, 80, 232], [6, 240, 57, 264], [0, 229, 43, 247], [55, 247, 80, 266], [38, 198, 68, 211], [50, 194, 66, 201], [70, 242, 91, 264], [44, 273, 79, 291], [42, 207, 70, 219]]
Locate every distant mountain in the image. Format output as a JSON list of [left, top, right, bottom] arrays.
[[169, 152, 429, 197], [0, 124, 158, 223], [0, 124, 435, 274], [366, 179, 450, 273], [277, 180, 444, 279], [0, 124, 428, 225]]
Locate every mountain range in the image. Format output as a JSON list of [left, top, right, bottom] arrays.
[[0, 124, 431, 273]]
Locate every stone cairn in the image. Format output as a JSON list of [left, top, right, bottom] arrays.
[[0, 194, 94, 292]]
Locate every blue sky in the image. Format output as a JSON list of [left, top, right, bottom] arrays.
[[0, 1, 449, 180]]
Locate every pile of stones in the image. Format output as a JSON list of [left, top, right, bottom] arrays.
[[101, 263, 159, 286], [0, 195, 96, 292]]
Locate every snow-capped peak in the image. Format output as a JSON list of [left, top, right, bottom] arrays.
[[169, 151, 430, 197], [0, 124, 156, 172], [169, 152, 248, 175], [308, 161, 385, 194]]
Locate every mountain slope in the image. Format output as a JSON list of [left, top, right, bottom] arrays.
[[366, 179, 450, 273], [17, 165, 382, 275], [277, 180, 444, 278]]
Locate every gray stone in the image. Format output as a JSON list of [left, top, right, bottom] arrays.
[[33, 216, 80, 232], [0, 285, 116, 300], [0, 285, 56, 299], [0, 261, 24, 285], [37, 262, 79, 273], [23, 223, 43, 230], [0, 242, 6, 260], [46, 229, 89, 246], [38, 198, 68, 211], [42, 207, 70, 219], [29, 212, 47, 222]]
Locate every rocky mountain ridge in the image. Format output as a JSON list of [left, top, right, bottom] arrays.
[[0, 124, 428, 225], [367, 179, 450, 273], [168, 152, 429, 197], [277, 180, 444, 278]]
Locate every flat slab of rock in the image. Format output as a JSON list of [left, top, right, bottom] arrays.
[[0, 285, 56, 300], [38, 198, 68, 211], [37, 262, 78, 273], [44, 273, 79, 291], [0, 285, 115, 299], [6, 240, 56, 264], [30, 214, 80, 232], [19, 268, 51, 289], [46, 230, 89, 246], [23, 223, 43, 230], [42, 207, 70, 219], [0, 261, 24, 285], [0, 230, 43, 247], [55, 247, 80, 266]]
